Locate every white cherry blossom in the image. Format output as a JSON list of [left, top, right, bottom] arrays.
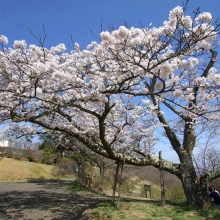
[[0, 5, 219, 207]]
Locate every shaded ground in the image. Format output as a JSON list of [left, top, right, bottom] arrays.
[[0, 179, 109, 220]]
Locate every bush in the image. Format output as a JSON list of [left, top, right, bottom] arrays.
[[21, 157, 29, 162], [121, 178, 139, 194], [166, 186, 185, 200], [27, 156, 34, 162], [0, 147, 43, 163], [7, 153, 22, 160], [51, 157, 77, 177]]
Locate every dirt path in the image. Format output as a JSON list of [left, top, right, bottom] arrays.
[[0, 179, 109, 220]]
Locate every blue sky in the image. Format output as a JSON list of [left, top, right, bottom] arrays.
[[1, 0, 220, 50], [1, 0, 220, 161]]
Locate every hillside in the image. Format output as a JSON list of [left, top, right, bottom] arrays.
[[0, 158, 53, 181], [0, 157, 184, 200]]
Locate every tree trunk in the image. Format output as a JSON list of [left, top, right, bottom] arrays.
[[179, 153, 211, 208]]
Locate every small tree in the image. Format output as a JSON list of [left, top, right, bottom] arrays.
[[39, 137, 56, 164]]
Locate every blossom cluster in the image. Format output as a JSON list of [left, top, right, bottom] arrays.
[[0, 6, 219, 156], [0, 35, 8, 44]]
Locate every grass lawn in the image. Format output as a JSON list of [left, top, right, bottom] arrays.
[[89, 199, 220, 220], [1, 158, 220, 220], [68, 182, 220, 220]]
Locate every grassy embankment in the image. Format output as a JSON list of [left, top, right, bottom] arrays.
[[0, 158, 52, 181]]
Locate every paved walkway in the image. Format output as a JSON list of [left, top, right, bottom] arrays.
[[0, 179, 109, 220]]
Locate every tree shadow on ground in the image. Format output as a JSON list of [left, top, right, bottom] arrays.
[[0, 186, 109, 220], [26, 178, 77, 190]]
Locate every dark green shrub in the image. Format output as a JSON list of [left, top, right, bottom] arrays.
[[27, 156, 34, 162]]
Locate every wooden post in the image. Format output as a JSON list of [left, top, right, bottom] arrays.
[[159, 151, 165, 206], [112, 162, 120, 206], [117, 162, 124, 208]]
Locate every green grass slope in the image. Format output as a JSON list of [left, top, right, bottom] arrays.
[[0, 158, 52, 181]]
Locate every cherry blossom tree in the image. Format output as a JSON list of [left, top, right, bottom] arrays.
[[0, 4, 220, 207]]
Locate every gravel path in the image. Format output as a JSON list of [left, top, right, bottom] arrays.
[[0, 179, 109, 220]]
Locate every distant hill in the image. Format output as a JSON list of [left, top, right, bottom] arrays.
[[0, 158, 52, 181]]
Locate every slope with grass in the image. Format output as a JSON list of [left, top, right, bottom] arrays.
[[0, 158, 52, 181]]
